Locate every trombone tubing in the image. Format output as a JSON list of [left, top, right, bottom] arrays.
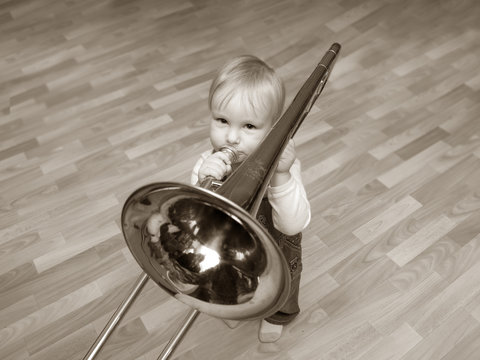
[[83, 42, 341, 360], [83, 272, 149, 360]]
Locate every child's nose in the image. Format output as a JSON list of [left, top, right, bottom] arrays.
[[226, 128, 240, 144]]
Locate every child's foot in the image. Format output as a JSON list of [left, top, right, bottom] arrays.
[[258, 320, 283, 343], [223, 319, 240, 329]]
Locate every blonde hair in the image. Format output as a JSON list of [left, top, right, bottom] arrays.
[[209, 55, 285, 122]]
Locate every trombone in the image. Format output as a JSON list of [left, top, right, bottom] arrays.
[[84, 42, 341, 360]]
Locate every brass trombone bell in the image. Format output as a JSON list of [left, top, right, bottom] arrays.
[[122, 182, 291, 320]]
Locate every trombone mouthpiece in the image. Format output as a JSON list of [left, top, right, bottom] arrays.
[[218, 145, 239, 164]]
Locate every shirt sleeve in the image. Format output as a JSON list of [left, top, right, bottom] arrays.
[[190, 149, 213, 185], [267, 158, 311, 235]]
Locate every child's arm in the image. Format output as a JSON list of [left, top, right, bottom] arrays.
[[268, 158, 311, 236]]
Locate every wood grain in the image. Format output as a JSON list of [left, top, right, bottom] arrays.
[[1, 0, 480, 359]]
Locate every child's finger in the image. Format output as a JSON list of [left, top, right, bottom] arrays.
[[284, 139, 296, 158], [201, 157, 230, 180], [213, 150, 235, 165]]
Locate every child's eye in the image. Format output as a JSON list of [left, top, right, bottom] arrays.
[[245, 124, 256, 130], [216, 118, 228, 124]]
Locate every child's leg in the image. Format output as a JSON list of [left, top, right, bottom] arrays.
[[255, 199, 303, 342], [259, 275, 301, 342]]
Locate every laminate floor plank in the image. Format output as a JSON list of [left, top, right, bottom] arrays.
[[2, 0, 480, 359]]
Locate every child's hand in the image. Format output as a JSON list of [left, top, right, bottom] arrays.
[[197, 151, 233, 183], [276, 139, 296, 173], [271, 139, 296, 187]]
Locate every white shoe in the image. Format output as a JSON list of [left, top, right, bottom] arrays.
[[258, 320, 283, 343]]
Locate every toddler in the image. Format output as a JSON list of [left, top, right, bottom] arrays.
[[191, 55, 311, 343]]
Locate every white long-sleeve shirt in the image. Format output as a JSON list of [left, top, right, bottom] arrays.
[[191, 150, 311, 235]]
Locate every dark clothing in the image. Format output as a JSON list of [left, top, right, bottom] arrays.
[[256, 197, 302, 325]]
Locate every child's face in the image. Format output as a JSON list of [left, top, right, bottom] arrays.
[[209, 94, 273, 163]]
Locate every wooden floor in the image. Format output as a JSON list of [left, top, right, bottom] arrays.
[[1, 0, 480, 359]]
